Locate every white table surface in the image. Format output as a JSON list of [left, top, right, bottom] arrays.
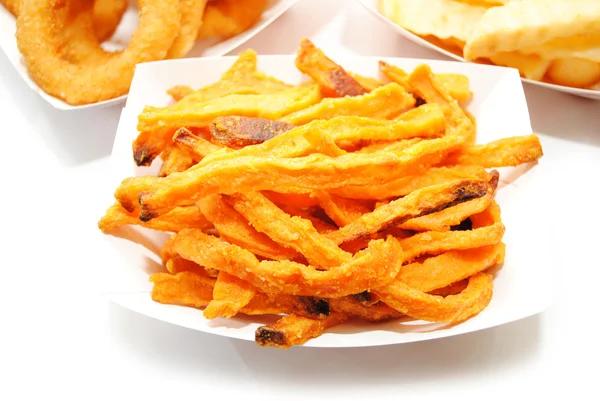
[[1, 0, 599, 399]]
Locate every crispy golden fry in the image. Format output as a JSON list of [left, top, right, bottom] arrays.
[[167, 85, 194, 102], [264, 191, 319, 209], [295, 38, 367, 97], [173, 127, 224, 159], [329, 297, 403, 322], [332, 165, 490, 200], [400, 222, 505, 262], [171, 228, 403, 297], [428, 280, 469, 297], [349, 72, 386, 91], [198, 194, 300, 261], [204, 271, 257, 319], [325, 179, 489, 245], [375, 272, 494, 323], [256, 313, 348, 348], [118, 133, 465, 216], [137, 83, 322, 132], [133, 50, 292, 165], [398, 243, 506, 292], [445, 134, 544, 167], [158, 145, 198, 177], [98, 202, 212, 233], [166, 0, 209, 59], [225, 192, 352, 269], [280, 83, 416, 125], [210, 116, 295, 148], [379, 61, 473, 102], [313, 191, 371, 227], [400, 194, 493, 231], [197, 0, 269, 39], [279, 205, 338, 234]]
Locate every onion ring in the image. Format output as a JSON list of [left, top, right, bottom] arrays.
[[16, 0, 180, 105]]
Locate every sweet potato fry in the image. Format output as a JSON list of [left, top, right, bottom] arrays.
[[329, 297, 403, 322], [263, 191, 319, 209], [98, 202, 212, 233], [313, 191, 371, 227], [375, 272, 494, 323], [398, 243, 506, 293], [170, 228, 403, 297], [198, 194, 300, 261], [399, 222, 505, 262], [137, 83, 322, 132], [349, 72, 386, 91], [158, 145, 197, 177], [280, 83, 415, 125], [295, 38, 367, 97], [325, 179, 489, 245], [210, 116, 295, 148], [118, 134, 465, 215], [400, 194, 493, 232], [225, 192, 352, 268], [278, 205, 337, 234], [172, 127, 225, 159], [166, 85, 194, 102], [379, 61, 472, 102], [256, 313, 348, 348], [204, 271, 257, 319], [445, 135, 544, 167], [331, 165, 490, 200]]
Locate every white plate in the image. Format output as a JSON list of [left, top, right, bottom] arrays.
[[97, 54, 552, 348], [356, 0, 600, 100], [0, 0, 299, 111]]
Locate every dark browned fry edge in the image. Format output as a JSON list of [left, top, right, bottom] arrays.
[[352, 291, 379, 306], [255, 327, 287, 348], [295, 297, 330, 318], [210, 116, 295, 148], [329, 69, 368, 97], [138, 209, 158, 222], [134, 145, 157, 166], [172, 127, 196, 147], [488, 169, 500, 193]]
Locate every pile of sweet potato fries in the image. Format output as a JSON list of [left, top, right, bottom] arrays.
[[99, 39, 543, 348]]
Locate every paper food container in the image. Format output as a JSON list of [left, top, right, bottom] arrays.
[[0, 0, 299, 111], [96, 54, 553, 348], [356, 0, 600, 101]]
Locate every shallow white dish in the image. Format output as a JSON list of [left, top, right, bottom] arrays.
[[97, 54, 553, 348], [0, 0, 299, 111], [356, 0, 600, 100]]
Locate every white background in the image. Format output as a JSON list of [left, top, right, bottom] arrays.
[[1, 0, 599, 399]]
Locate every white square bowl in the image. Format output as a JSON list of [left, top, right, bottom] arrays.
[[96, 54, 553, 348]]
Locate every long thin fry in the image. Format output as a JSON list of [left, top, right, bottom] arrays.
[[204, 271, 257, 319], [255, 313, 348, 348], [325, 179, 489, 245], [210, 116, 295, 148], [280, 83, 416, 125], [445, 135, 544, 167]]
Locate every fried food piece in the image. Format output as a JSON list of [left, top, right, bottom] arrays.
[[399, 222, 505, 262], [170, 228, 403, 297], [331, 165, 490, 200], [198, 194, 299, 261], [197, 0, 269, 39], [203, 271, 256, 319], [279, 205, 337, 234], [295, 38, 367, 97], [398, 243, 506, 292], [464, 0, 600, 61], [166, 0, 209, 59], [313, 191, 371, 227], [487, 52, 551, 81], [280, 83, 415, 125], [98, 202, 212, 233], [349, 72, 386, 91], [119, 134, 465, 215], [375, 272, 494, 323], [210, 116, 295, 148], [400, 194, 493, 232], [16, 0, 181, 105], [546, 57, 600, 89], [225, 192, 352, 269], [325, 179, 489, 245], [255, 313, 347, 348], [137, 83, 321, 132], [158, 145, 198, 177], [329, 297, 403, 322], [133, 50, 292, 165], [264, 191, 319, 209], [379, 61, 472, 102], [92, 0, 129, 42], [445, 134, 544, 167], [172, 127, 224, 159], [1, 0, 19, 16], [167, 85, 195, 102]]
